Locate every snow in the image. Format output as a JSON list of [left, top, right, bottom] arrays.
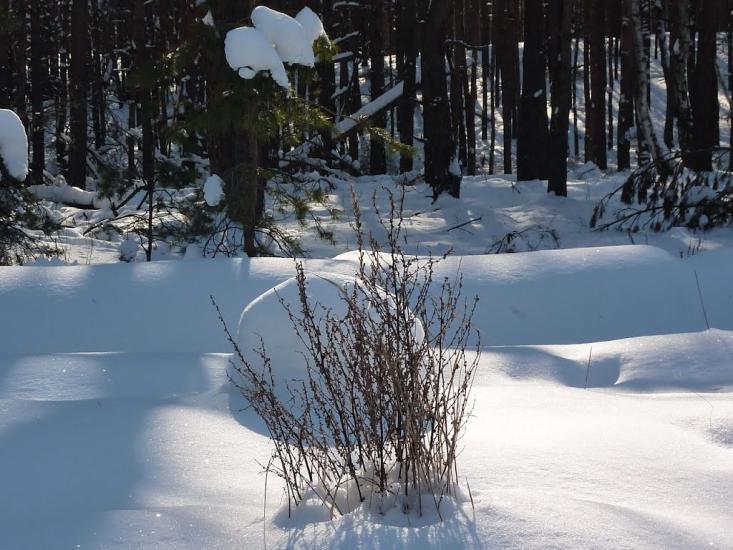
[[296, 7, 327, 44], [29, 184, 111, 209], [1, 248, 732, 547], [118, 235, 140, 261], [251, 6, 315, 67], [224, 26, 289, 88], [0, 108, 28, 180], [203, 174, 224, 207]]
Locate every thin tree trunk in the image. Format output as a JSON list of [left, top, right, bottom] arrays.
[[517, 0, 548, 181], [69, 0, 88, 188], [688, 0, 719, 171], [618, 0, 634, 171], [30, 0, 46, 184], [421, 1, 460, 198], [547, 0, 572, 196], [396, 0, 416, 173], [368, 0, 386, 174]]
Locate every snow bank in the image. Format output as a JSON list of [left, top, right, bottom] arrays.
[[0, 245, 730, 354], [0, 109, 28, 180], [224, 26, 289, 88], [251, 6, 315, 67], [295, 7, 327, 43], [203, 174, 224, 207]]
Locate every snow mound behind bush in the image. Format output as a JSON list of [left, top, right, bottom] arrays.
[[235, 271, 424, 389], [0, 109, 28, 180]]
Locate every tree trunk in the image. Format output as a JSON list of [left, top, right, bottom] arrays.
[[0, 0, 12, 109], [627, 0, 668, 169], [29, 0, 45, 184], [668, 0, 693, 159], [368, 0, 386, 174], [617, 0, 634, 171], [547, 0, 572, 196], [588, 0, 607, 169], [69, 0, 88, 189], [396, 0, 416, 173], [688, 0, 719, 171], [517, 0, 548, 181], [421, 1, 460, 198]]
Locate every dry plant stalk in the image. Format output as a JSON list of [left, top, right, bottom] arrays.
[[218, 188, 480, 518]]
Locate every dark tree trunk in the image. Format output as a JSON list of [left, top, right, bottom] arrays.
[[55, 0, 69, 177], [497, 0, 519, 174], [368, 0, 386, 174], [90, 0, 106, 149], [617, 0, 634, 171], [0, 0, 12, 108], [464, 0, 480, 175], [688, 0, 719, 171], [421, 1, 460, 198], [133, 0, 154, 186], [69, 0, 88, 188], [547, 0, 572, 196], [30, 0, 46, 184], [517, 0, 548, 181], [12, 0, 27, 131], [396, 0, 416, 173], [316, 1, 336, 162], [450, 0, 467, 171], [588, 0, 607, 169]]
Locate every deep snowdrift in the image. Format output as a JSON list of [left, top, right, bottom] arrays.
[[1, 246, 731, 548]]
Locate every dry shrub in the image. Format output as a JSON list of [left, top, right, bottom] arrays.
[[216, 189, 480, 519]]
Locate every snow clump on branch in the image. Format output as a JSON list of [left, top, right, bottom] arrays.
[[224, 6, 323, 88], [0, 109, 28, 180]]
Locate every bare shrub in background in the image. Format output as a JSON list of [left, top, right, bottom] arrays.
[[216, 189, 480, 519]]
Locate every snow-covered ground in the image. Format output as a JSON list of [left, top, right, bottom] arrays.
[[1, 246, 732, 548]]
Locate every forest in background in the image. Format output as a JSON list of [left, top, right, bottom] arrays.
[[0, 0, 731, 262]]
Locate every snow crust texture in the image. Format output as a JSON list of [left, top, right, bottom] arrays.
[[0, 108, 28, 180]]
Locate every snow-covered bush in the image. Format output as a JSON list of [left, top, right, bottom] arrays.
[[218, 190, 480, 519], [591, 152, 733, 232]]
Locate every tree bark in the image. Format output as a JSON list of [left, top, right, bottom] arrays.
[[547, 0, 572, 196], [588, 0, 608, 169], [517, 0, 548, 181], [421, 1, 460, 198], [30, 0, 46, 184], [368, 0, 386, 174], [69, 0, 88, 188], [617, 0, 634, 171], [688, 0, 719, 171], [396, 0, 417, 173]]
